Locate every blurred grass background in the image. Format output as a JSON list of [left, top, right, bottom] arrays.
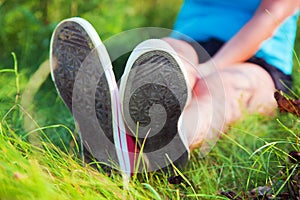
[[0, 0, 181, 73]]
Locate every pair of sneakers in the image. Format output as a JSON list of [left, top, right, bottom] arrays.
[[50, 17, 190, 175]]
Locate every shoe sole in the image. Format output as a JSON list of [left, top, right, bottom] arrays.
[[120, 39, 190, 171], [50, 17, 130, 172]]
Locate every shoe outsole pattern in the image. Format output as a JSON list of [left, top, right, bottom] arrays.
[[120, 39, 190, 171], [50, 18, 118, 168]]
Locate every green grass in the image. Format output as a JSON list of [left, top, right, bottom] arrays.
[[1, 1, 299, 199], [0, 54, 299, 199]]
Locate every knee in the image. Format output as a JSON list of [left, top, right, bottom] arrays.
[[220, 66, 276, 115], [162, 37, 198, 65]]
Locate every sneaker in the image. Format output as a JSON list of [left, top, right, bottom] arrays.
[[50, 17, 132, 174], [119, 39, 190, 172]]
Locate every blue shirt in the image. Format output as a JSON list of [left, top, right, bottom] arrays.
[[172, 0, 299, 75]]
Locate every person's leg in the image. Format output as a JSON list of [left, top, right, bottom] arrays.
[[163, 38, 277, 151], [185, 64, 277, 150]]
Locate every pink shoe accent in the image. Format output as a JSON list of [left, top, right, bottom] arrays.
[[126, 133, 139, 174]]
